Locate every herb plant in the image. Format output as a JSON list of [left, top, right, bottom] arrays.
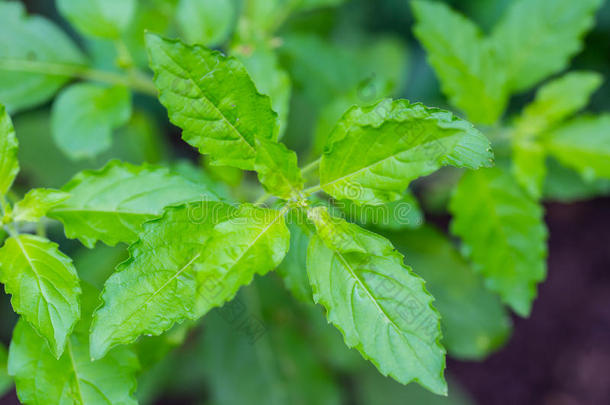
[[0, 0, 609, 404]]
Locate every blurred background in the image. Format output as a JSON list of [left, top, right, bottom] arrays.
[[1, 0, 609, 404]]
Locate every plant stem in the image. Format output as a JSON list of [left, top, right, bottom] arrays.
[[4, 222, 19, 238], [300, 158, 320, 178], [36, 221, 47, 238], [0, 59, 157, 96], [254, 192, 271, 205], [303, 184, 323, 196]]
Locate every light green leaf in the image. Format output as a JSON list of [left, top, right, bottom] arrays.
[[146, 34, 278, 170], [306, 206, 447, 395], [57, 0, 136, 39], [491, 0, 604, 93], [512, 141, 547, 199], [89, 201, 235, 360], [389, 225, 511, 360], [51, 84, 132, 160], [12, 189, 70, 223], [194, 203, 290, 308], [515, 71, 603, 136], [0, 104, 18, 195], [544, 115, 610, 180], [319, 99, 493, 205], [49, 160, 221, 248], [337, 191, 424, 231], [449, 168, 547, 316], [0, 343, 11, 398], [0, 2, 86, 112], [8, 284, 139, 405], [412, 0, 507, 124], [90, 203, 289, 359], [176, 0, 235, 47], [233, 44, 291, 138], [254, 138, 304, 199], [0, 234, 81, 358]]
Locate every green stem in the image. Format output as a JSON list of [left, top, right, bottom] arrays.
[[300, 158, 320, 178], [254, 192, 271, 205], [36, 221, 46, 238], [0, 59, 157, 96], [4, 222, 19, 238], [303, 184, 323, 196], [0, 196, 7, 220]]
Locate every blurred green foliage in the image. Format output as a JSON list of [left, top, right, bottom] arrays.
[[1, 0, 609, 403]]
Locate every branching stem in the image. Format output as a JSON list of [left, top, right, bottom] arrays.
[[0, 59, 157, 96]]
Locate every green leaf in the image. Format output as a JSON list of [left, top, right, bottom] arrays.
[[233, 44, 291, 138], [12, 188, 70, 223], [146, 34, 278, 170], [0, 104, 18, 195], [0, 234, 81, 358], [544, 115, 610, 180], [89, 201, 236, 360], [449, 168, 548, 316], [280, 34, 405, 106], [337, 191, 424, 231], [8, 284, 139, 405], [90, 203, 289, 359], [49, 160, 221, 248], [512, 140, 547, 199], [491, 0, 604, 92], [389, 225, 511, 360], [319, 99, 493, 205], [515, 71, 603, 137], [193, 202, 290, 307], [200, 301, 343, 405], [306, 206, 447, 395], [241, 0, 346, 36], [412, 0, 507, 124], [0, 2, 86, 112], [51, 84, 132, 160], [176, 0, 235, 47], [0, 343, 11, 398], [57, 0, 136, 39], [302, 35, 408, 156], [254, 138, 304, 199], [122, 0, 180, 68], [543, 158, 610, 202]]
